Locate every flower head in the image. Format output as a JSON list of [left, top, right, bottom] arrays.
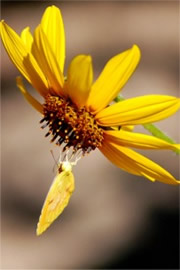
[[1, 5, 180, 188]]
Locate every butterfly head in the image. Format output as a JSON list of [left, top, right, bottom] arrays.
[[61, 161, 73, 172]]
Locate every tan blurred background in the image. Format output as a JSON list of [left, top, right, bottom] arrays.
[[1, 1, 179, 269]]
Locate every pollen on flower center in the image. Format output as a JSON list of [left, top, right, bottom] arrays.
[[40, 94, 104, 154]]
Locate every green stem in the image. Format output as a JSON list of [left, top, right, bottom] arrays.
[[114, 95, 125, 102], [143, 124, 180, 154]]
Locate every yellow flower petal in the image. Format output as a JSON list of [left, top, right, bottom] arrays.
[[104, 130, 180, 151], [110, 125, 134, 132], [87, 45, 141, 113], [0, 21, 48, 96], [41, 5, 65, 73], [32, 25, 64, 96], [65, 55, 93, 107], [100, 140, 180, 185], [21, 27, 33, 52], [121, 125, 134, 132], [100, 140, 144, 177], [16, 76, 43, 114], [96, 95, 180, 126]]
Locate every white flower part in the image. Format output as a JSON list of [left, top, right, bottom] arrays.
[[57, 148, 82, 173]]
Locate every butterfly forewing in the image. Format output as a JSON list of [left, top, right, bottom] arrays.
[[36, 170, 75, 235]]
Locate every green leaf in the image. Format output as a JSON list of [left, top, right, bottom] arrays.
[[114, 95, 180, 155]]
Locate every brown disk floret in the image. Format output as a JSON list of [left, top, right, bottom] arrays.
[[40, 94, 104, 154]]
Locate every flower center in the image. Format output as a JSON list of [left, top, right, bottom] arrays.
[[40, 94, 104, 155]]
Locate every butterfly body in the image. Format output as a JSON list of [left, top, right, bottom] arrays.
[[58, 161, 72, 173], [36, 161, 75, 236]]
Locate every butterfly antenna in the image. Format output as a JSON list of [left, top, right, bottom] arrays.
[[50, 150, 60, 173], [50, 150, 58, 166]]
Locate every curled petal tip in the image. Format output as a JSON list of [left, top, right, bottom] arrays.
[[132, 44, 141, 59], [87, 55, 92, 61], [132, 44, 140, 50]]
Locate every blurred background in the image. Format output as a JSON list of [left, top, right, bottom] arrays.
[[1, 1, 179, 269]]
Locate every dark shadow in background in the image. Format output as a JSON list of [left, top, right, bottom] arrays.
[[96, 209, 179, 269]]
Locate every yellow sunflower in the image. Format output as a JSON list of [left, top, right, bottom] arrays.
[[1, 5, 180, 186]]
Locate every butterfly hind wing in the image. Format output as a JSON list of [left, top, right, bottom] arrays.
[[36, 170, 75, 236]]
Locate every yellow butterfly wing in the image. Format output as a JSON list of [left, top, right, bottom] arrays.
[[36, 170, 75, 236]]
